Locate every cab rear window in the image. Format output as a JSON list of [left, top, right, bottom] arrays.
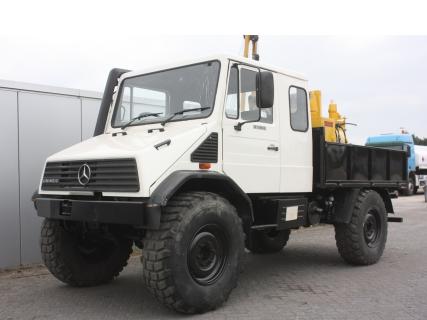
[[289, 86, 308, 132]]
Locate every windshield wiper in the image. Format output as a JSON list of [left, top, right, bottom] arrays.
[[161, 107, 211, 126], [121, 112, 162, 130]]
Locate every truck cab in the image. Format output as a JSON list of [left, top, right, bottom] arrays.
[[38, 56, 312, 199], [33, 55, 406, 314]]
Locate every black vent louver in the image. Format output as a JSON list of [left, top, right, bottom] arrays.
[[41, 158, 139, 192], [191, 132, 218, 163]]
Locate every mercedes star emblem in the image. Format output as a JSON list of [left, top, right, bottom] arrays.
[[77, 163, 91, 186]]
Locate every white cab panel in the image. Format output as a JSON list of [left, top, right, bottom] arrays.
[[277, 75, 312, 193], [222, 65, 281, 193]]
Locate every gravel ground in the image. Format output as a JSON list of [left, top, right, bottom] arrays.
[[1, 194, 426, 320]]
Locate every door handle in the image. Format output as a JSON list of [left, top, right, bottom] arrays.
[[267, 145, 279, 151]]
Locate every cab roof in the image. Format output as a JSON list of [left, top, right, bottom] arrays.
[[120, 54, 307, 82], [366, 133, 414, 145]]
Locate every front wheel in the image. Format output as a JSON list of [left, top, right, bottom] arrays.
[[40, 219, 133, 287], [142, 192, 244, 314], [334, 190, 388, 265]]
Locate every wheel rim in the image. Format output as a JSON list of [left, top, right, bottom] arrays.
[[62, 222, 119, 264], [76, 232, 118, 264], [188, 224, 228, 286], [363, 209, 382, 248], [265, 229, 281, 240]]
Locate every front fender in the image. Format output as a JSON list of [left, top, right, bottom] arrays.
[[148, 170, 254, 232]]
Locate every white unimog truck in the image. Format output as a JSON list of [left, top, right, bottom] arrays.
[[33, 55, 406, 314]]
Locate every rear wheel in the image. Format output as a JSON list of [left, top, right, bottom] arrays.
[[142, 192, 244, 314], [403, 176, 416, 196], [334, 190, 388, 265], [40, 219, 133, 287], [246, 229, 290, 254]]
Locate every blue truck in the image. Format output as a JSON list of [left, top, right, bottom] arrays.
[[366, 133, 427, 195]]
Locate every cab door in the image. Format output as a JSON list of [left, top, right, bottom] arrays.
[[222, 63, 281, 193], [278, 81, 312, 193]]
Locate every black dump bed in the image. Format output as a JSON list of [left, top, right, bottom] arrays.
[[312, 128, 407, 189]]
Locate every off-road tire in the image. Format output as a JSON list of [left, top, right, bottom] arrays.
[[246, 229, 290, 254], [40, 219, 133, 287], [142, 192, 245, 314], [334, 190, 388, 265]]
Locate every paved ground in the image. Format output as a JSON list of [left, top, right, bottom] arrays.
[[1, 195, 427, 320]]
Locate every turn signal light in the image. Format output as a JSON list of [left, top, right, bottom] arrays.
[[199, 163, 211, 170]]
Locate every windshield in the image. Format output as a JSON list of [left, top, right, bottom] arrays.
[[112, 61, 220, 128]]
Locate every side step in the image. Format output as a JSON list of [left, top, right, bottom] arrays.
[[388, 216, 403, 223]]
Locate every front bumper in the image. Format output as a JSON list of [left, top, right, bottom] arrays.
[[34, 196, 161, 228]]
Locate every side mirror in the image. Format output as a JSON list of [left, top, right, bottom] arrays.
[[407, 145, 411, 157], [256, 71, 274, 108]]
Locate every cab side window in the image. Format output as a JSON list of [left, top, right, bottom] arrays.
[[289, 86, 308, 131], [225, 66, 273, 124], [240, 68, 273, 124]]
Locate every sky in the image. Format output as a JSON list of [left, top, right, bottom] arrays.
[[1, 34, 426, 144]]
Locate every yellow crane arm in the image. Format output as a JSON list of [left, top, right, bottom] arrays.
[[309, 90, 348, 143], [243, 35, 259, 61]]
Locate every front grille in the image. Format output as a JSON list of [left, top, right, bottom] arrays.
[[41, 158, 139, 192]]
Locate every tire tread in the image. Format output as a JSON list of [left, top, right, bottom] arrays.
[[40, 219, 132, 287], [334, 190, 387, 265], [142, 191, 243, 314]]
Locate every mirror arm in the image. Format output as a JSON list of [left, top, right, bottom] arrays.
[[234, 110, 261, 131]]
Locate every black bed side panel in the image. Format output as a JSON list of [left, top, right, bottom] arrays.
[[312, 128, 407, 189]]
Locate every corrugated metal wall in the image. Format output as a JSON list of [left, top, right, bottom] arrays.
[[0, 80, 102, 268]]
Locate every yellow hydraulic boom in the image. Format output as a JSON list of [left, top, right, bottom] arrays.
[[243, 35, 259, 61], [310, 90, 348, 143]]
